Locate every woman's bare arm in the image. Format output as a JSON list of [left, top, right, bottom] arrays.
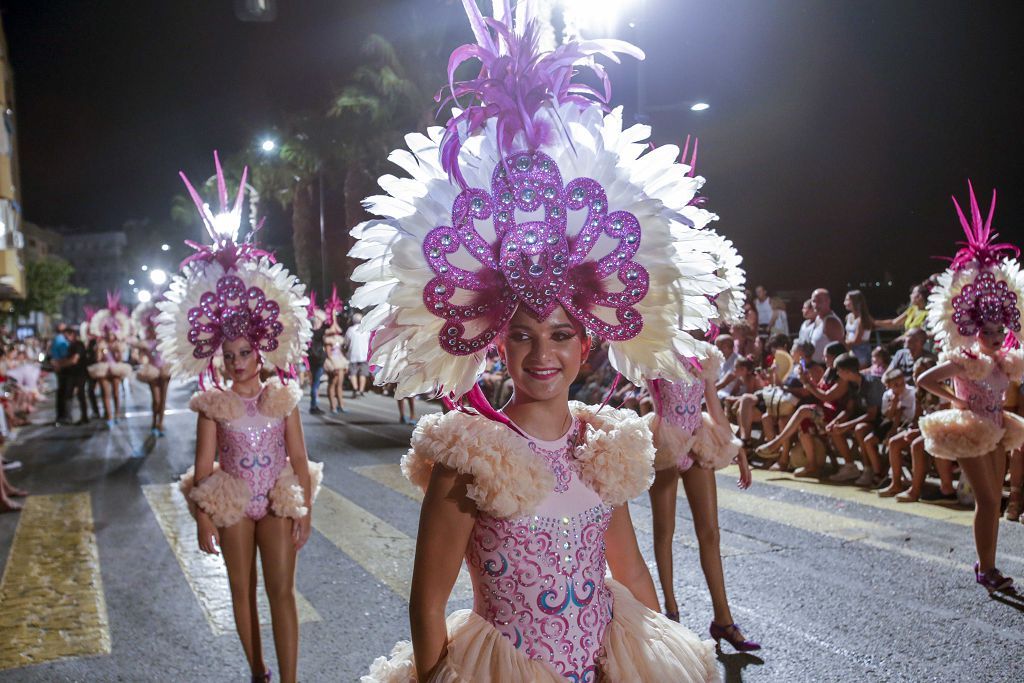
[[918, 361, 967, 409], [284, 408, 314, 550], [410, 464, 477, 682], [605, 503, 659, 610]]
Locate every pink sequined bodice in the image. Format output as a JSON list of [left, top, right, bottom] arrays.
[[648, 378, 704, 435], [954, 366, 1009, 427], [465, 419, 614, 681], [217, 392, 288, 520]]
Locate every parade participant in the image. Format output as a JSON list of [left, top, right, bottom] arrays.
[[352, 4, 729, 680], [133, 297, 172, 436], [647, 223, 759, 652], [322, 286, 348, 414], [918, 182, 1024, 594], [161, 154, 321, 683], [87, 292, 134, 427], [306, 292, 329, 415]]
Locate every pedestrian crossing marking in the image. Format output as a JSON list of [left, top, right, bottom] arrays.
[[142, 484, 321, 636], [352, 463, 422, 500], [0, 493, 111, 671], [720, 465, 974, 527], [311, 484, 473, 602]]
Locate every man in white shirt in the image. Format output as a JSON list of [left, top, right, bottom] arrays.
[[344, 313, 373, 398]]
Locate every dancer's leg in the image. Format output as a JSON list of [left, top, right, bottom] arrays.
[[219, 519, 266, 676], [648, 467, 680, 616], [99, 379, 112, 420], [149, 382, 159, 430], [257, 515, 299, 683], [681, 466, 740, 629], [958, 449, 1006, 572]]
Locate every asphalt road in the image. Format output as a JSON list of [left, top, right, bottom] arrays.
[[1, 378, 1022, 682]]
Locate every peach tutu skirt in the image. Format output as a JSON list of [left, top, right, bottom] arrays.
[[919, 409, 1024, 460], [362, 579, 719, 683]]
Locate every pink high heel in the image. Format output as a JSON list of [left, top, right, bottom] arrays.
[[974, 562, 1013, 593], [710, 622, 761, 652], [251, 669, 272, 682]]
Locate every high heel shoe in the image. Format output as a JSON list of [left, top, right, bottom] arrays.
[[710, 622, 761, 652], [974, 562, 1014, 593], [251, 668, 272, 682], [664, 610, 680, 622]]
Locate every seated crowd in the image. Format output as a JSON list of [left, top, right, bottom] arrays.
[[474, 281, 1023, 521]]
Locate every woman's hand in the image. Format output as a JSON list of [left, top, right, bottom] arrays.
[[292, 513, 312, 551], [197, 515, 220, 555]]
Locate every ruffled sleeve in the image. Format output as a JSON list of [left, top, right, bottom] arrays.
[[570, 402, 655, 506], [259, 378, 303, 419], [998, 348, 1024, 383], [942, 346, 995, 381], [189, 389, 244, 422], [401, 411, 554, 519]]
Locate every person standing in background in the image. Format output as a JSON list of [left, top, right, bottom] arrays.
[[64, 328, 90, 425], [307, 316, 328, 415], [49, 323, 70, 425], [344, 312, 372, 398]]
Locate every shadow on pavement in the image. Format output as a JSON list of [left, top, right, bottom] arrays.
[[717, 649, 765, 682], [989, 588, 1024, 613]]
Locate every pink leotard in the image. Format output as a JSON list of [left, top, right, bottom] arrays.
[[217, 391, 288, 520], [954, 365, 1009, 428], [648, 377, 704, 471], [465, 418, 614, 680]]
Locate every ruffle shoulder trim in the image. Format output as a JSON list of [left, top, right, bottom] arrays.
[[942, 346, 1024, 382], [178, 460, 324, 525], [402, 404, 655, 518], [189, 378, 301, 422], [691, 412, 741, 470]]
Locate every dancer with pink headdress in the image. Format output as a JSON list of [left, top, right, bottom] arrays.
[[161, 154, 322, 683], [918, 182, 1024, 594], [353, 3, 731, 680], [645, 138, 759, 652], [322, 286, 348, 414], [87, 292, 134, 426], [133, 295, 171, 436]]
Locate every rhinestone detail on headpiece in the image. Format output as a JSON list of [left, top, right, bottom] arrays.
[[422, 151, 647, 356]]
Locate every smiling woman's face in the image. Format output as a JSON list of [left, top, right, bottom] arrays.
[[501, 305, 587, 404], [222, 337, 259, 381]]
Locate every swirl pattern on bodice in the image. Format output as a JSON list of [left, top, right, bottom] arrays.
[[217, 394, 288, 520], [954, 366, 1009, 427], [465, 420, 614, 681]]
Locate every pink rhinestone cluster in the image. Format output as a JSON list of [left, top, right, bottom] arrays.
[[422, 151, 648, 356], [187, 275, 283, 359], [951, 271, 1021, 337]]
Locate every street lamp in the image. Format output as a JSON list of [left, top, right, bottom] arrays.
[[137, 289, 152, 303], [128, 278, 135, 286], [161, 243, 170, 251], [690, 102, 710, 112], [141, 264, 149, 272], [149, 269, 167, 286], [260, 138, 277, 153]]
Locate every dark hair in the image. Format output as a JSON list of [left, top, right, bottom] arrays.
[[825, 341, 847, 359], [735, 358, 756, 373], [767, 333, 790, 352], [793, 341, 815, 358], [834, 353, 860, 373], [871, 345, 890, 365], [845, 290, 875, 331]]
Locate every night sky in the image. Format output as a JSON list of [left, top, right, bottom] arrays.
[[2, 0, 1022, 315]]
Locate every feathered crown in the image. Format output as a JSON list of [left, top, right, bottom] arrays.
[[89, 290, 133, 339], [348, 1, 736, 399], [927, 181, 1024, 349], [156, 153, 312, 383]]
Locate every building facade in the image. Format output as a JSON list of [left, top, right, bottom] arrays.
[[59, 229, 128, 322], [0, 13, 25, 299]]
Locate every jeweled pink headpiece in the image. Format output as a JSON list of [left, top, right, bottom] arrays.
[[424, 149, 646, 354], [947, 182, 1021, 338], [156, 153, 312, 382]]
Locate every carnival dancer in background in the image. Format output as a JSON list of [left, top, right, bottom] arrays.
[[160, 154, 321, 683], [87, 293, 134, 427], [133, 296, 172, 436], [352, 4, 725, 680], [918, 182, 1024, 594], [306, 292, 329, 415], [646, 162, 760, 650], [322, 286, 348, 414]]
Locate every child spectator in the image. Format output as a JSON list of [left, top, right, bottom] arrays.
[[867, 346, 890, 378], [855, 368, 915, 488]]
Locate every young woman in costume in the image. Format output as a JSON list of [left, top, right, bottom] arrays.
[[161, 155, 322, 682], [646, 200, 759, 651], [322, 286, 348, 414], [352, 5, 731, 680], [917, 182, 1024, 593], [86, 293, 134, 426], [133, 297, 172, 436]]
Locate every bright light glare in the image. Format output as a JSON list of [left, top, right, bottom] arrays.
[[149, 269, 167, 286], [562, 0, 627, 35], [137, 289, 152, 303], [212, 212, 240, 241], [260, 138, 277, 153], [128, 278, 135, 286], [690, 102, 710, 112], [141, 265, 148, 271], [161, 243, 170, 251]]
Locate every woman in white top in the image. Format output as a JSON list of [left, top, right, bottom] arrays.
[[843, 290, 874, 367]]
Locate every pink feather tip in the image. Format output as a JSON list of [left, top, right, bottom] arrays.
[[949, 181, 1020, 271]]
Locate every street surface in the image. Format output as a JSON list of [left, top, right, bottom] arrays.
[[1, 379, 1022, 682]]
